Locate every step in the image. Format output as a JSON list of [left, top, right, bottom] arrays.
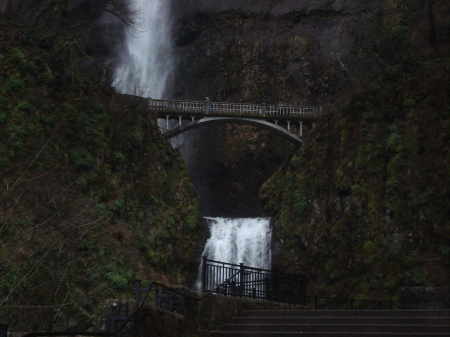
[[230, 317, 450, 325], [210, 333, 450, 337], [238, 310, 450, 318], [219, 323, 450, 333], [210, 310, 450, 337]]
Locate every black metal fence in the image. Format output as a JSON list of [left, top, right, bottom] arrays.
[[201, 257, 307, 305]]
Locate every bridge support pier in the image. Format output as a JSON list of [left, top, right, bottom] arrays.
[[178, 115, 182, 127], [165, 115, 170, 130], [299, 121, 303, 137], [287, 120, 291, 131]]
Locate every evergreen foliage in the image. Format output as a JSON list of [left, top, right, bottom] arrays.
[[0, 20, 204, 331], [261, 0, 449, 299]]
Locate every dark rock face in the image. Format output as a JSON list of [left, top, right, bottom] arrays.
[[175, 124, 296, 217], [168, 0, 373, 217], [170, 0, 374, 103], [173, 0, 371, 16]]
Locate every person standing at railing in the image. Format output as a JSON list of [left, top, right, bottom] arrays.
[[277, 102, 284, 115], [205, 97, 211, 113]]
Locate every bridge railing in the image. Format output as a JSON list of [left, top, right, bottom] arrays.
[[148, 99, 320, 118], [266, 105, 320, 116], [148, 99, 205, 113]]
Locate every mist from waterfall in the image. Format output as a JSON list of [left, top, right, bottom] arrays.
[[112, 0, 173, 98]]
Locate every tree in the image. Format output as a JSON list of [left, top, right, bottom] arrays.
[[24, 0, 142, 31]]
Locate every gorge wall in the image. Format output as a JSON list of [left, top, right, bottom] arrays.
[[0, 9, 206, 330], [166, 0, 379, 217], [1, 3, 448, 330], [168, 0, 450, 299], [170, 0, 373, 104]]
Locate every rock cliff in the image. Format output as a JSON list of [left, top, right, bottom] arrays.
[[170, 0, 450, 299]]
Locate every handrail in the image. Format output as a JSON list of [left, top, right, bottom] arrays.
[[20, 275, 242, 337], [147, 98, 321, 118], [306, 295, 394, 310], [205, 258, 307, 278], [199, 270, 241, 301], [19, 277, 395, 336], [21, 281, 162, 337]]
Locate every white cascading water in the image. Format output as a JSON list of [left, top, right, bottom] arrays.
[[111, 1, 273, 286], [196, 217, 272, 289], [112, 0, 173, 98], [202, 217, 272, 268]]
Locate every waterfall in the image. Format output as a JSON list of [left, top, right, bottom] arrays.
[[202, 217, 272, 269], [196, 217, 272, 290], [109, 1, 274, 289], [112, 0, 173, 98]]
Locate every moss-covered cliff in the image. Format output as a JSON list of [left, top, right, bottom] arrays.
[[0, 20, 204, 330], [259, 1, 449, 299], [171, 0, 449, 299], [261, 56, 449, 298]]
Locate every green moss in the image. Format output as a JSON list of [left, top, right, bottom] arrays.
[[5, 75, 26, 95], [0, 27, 204, 330], [264, 24, 449, 299]]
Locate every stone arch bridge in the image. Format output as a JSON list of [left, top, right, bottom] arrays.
[[147, 99, 321, 145]]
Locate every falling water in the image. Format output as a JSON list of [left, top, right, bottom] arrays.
[[202, 217, 272, 269], [112, 0, 173, 98], [110, 1, 274, 288], [196, 217, 272, 290]]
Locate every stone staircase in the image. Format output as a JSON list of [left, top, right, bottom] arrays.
[[210, 309, 450, 336]]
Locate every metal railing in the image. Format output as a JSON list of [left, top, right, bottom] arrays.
[[201, 257, 307, 305], [148, 99, 321, 118], [19, 282, 194, 337], [306, 296, 394, 310], [17, 276, 258, 337], [13, 270, 395, 336]]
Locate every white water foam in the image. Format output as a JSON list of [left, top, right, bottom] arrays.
[[202, 217, 272, 269], [112, 0, 173, 98], [196, 217, 272, 290]]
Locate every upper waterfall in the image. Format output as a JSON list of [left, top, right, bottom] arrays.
[[112, 0, 173, 98]]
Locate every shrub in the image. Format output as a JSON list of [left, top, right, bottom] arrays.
[[71, 151, 94, 171], [6, 76, 26, 95]]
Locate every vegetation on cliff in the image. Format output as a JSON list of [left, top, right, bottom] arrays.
[[0, 14, 204, 331], [261, 0, 449, 299]]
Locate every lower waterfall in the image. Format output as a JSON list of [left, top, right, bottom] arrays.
[[197, 217, 272, 289], [202, 217, 272, 268]]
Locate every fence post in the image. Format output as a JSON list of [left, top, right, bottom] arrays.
[[239, 263, 245, 297], [0, 324, 7, 337], [135, 280, 141, 301], [109, 303, 118, 332], [154, 290, 160, 307], [201, 256, 207, 293], [205, 99, 210, 114]]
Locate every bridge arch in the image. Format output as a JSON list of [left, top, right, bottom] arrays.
[[162, 117, 303, 145]]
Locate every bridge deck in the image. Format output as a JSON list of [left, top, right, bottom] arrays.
[[148, 99, 320, 120]]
